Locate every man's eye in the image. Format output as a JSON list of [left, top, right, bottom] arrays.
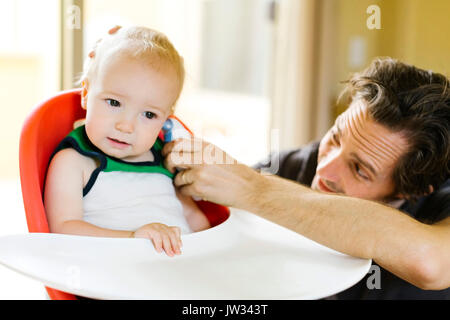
[[144, 111, 156, 119], [355, 163, 369, 180], [331, 132, 340, 145], [106, 99, 120, 107]]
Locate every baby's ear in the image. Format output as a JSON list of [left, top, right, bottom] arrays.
[[81, 80, 89, 110]]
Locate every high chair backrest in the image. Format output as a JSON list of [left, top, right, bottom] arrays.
[[19, 89, 229, 300], [20, 89, 85, 234]]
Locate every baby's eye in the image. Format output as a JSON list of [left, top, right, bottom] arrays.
[[144, 111, 156, 119], [106, 99, 120, 107]]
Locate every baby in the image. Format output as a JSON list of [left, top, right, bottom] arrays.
[[44, 26, 210, 257]]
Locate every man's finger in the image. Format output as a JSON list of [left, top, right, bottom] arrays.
[[174, 169, 194, 187], [163, 157, 177, 174], [108, 25, 122, 34], [88, 37, 105, 58], [164, 151, 198, 173], [162, 137, 208, 156], [162, 138, 190, 157], [165, 152, 207, 174], [177, 181, 203, 200]]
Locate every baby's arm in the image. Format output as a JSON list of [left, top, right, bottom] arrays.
[[176, 190, 211, 232], [44, 149, 133, 238]]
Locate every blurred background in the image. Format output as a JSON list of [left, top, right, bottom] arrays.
[[0, 0, 449, 299]]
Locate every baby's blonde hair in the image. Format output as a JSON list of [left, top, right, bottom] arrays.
[[77, 26, 185, 108]]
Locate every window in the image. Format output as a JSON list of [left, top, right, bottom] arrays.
[[83, 0, 274, 165]]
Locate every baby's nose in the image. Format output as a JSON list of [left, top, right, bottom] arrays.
[[115, 117, 134, 133]]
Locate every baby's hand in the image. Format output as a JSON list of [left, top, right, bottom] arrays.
[[132, 223, 182, 257]]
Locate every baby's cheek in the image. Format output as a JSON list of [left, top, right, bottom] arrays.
[[142, 131, 160, 148]]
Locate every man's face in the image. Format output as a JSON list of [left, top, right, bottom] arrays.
[[311, 99, 410, 202]]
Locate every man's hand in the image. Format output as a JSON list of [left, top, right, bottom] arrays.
[[162, 138, 264, 208], [88, 25, 122, 58], [132, 223, 182, 257]]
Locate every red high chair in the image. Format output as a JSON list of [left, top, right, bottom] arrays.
[[19, 89, 230, 300]]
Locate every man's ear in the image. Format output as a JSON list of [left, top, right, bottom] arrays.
[[393, 193, 407, 200], [81, 80, 89, 110], [394, 185, 434, 200]]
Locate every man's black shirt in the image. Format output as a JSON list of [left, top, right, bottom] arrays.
[[255, 142, 450, 299]]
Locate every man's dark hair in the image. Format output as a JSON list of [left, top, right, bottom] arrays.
[[339, 57, 450, 200]]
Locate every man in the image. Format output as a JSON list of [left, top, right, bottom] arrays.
[[163, 58, 450, 299]]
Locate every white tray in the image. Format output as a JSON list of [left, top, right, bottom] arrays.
[[0, 209, 371, 299]]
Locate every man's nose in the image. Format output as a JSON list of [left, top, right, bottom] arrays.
[[115, 114, 135, 133], [316, 149, 342, 183]]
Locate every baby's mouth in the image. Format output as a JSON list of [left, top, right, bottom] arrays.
[[107, 137, 130, 148]]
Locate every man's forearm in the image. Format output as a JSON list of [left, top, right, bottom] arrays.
[[244, 174, 440, 289]]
